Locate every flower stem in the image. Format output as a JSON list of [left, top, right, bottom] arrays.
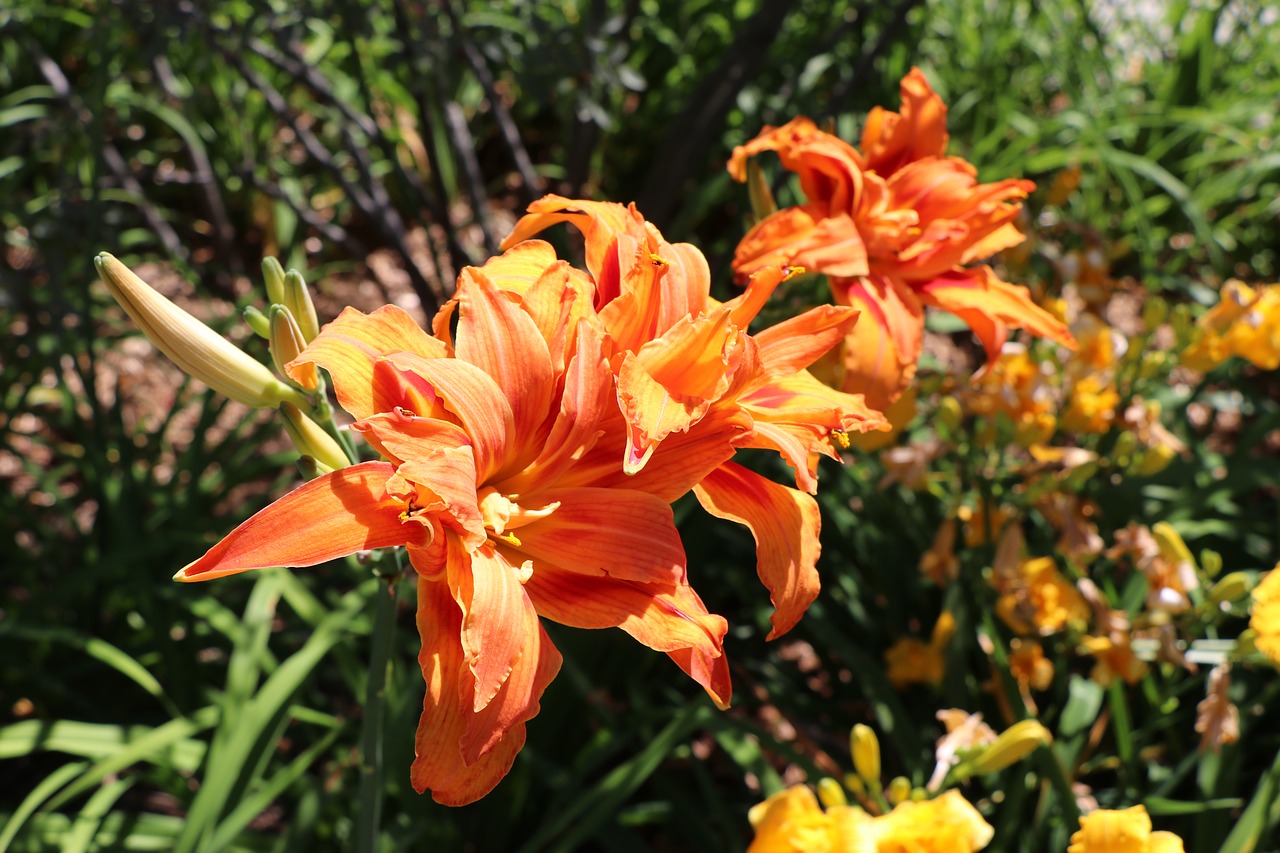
[[355, 562, 400, 853]]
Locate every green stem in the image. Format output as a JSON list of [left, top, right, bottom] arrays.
[[355, 565, 399, 853]]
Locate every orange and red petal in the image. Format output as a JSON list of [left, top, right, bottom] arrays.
[[523, 566, 731, 709], [830, 275, 925, 411], [508, 487, 686, 585], [751, 304, 862, 377], [728, 117, 866, 215], [693, 462, 821, 639], [289, 305, 446, 421], [175, 461, 425, 581], [733, 207, 869, 281], [860, 67, 950, 176], [453, 266, 556, 462], [915, 266, 1076, 366], [411, 575, 560, 806], [381, 352, 515, 483]]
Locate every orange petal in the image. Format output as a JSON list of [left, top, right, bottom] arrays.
[[831, 275, 925, 411], [175, 462, 424, 581], [751, 304, 862, 376], [523, 566, 731, 709], [728, 117, 866, 215], [497, 322, 612, 494], [447, 542, 540, 719], [915, 266, 1076, 366], [693, 462, 820, 639], [411, 575, 560, 806], [501, 194, 640, 283], [454, 266, 555, 461], [289, 305, 446, 420], [382, 352, 515, 482], [860, 67, 950, 176], [509, 487, 686, 584], [390, 444, 487, 551], [732, 207, 869, 280]]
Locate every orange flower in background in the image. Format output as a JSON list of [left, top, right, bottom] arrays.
[[885, 611, 955, 688], [499, 195, 888, 637], [175, 255, 734, 805], [729, 68, 1075, 410]]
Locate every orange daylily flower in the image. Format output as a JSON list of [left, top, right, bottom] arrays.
[[175, 256, 733, 805], [728, 68, 1075, 409], [500, 195, 889, 636]]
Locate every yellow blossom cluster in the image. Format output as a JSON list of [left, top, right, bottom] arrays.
[[1185, 280, 1280, 371]]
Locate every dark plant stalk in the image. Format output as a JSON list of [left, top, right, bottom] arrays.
[[355, 568, 399, 853]]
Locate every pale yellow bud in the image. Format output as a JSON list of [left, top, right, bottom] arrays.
[[282, 268, 321, 342], [937, 396, 963, 432], [1208, 571, 1250, 606], [280, 403, 349, 474], [1153, 522, 1196, 572], [817, 777, 848, 809], [886, 776, 911, 805], [967, 720, 1052, 775], [850, 724, 882, 786], [269, 305, 318, 391], [1201, 549, 1223, 578], [1129, 444, 1175, 477], [842, 773, 866, 796], [95, 253, 307, 409]]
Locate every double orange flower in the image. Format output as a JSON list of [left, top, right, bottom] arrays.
[[730, 68, 1075, 410], [174, 199, 885, 804]]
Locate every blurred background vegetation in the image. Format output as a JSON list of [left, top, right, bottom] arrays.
[[2, 0, 1279, 850]]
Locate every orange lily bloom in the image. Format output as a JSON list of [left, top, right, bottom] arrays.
[[175, 256, 732, 805], [729, 68, 1075, 410], [499, 195, 889, 637]]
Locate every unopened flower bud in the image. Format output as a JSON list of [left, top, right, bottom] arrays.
[[817, 777, 847, 809], [968, 720, 1052, 775], [1142, 296, 1169, 331], [243, 305, 271, 339], [938, 396, 963, 432], [1201, 549, 1223, 578], [1129, 444, 1175, 477], [95, 253, 307, 409], [262, 256, 287, 307], [283, 268, 321, 342], [850, 724, 881, 787], [886, 776, 911, 805], [269, 305, 318, 391], [1209, 571, 1249, 606], [280, 403, 349, 474], [746, 159, 778, 223], [842, 773, 866, 796], [1153, 522, 1196, 571]]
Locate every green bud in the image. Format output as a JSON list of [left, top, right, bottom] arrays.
[[243, 305, 271, 339], [268, 305, 315, 390], [817, 777, 848, 809], [262, 256, 287, 307], [850, 724, 882, 787], [968, 720, 1052, 775], [1208, 570, 1250, 606], [886, 776, 911, 805], [1201, 549, 1223, 579], [280, 403, 349, 474], [283, 268, 321, 342]]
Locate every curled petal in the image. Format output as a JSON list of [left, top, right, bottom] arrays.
[[751, 304, 862, 376], [290, 305, 446, 420], [523, 566, 731, 709], [916, 266, 1076, 367], [733, 207, 869, 281], [831, 275, 925, 411], [728, 117, 865, 215], [176, 462, 424, 581], [411, 575, 560, 806], [860, 67, 951, 176], [693, 462, 820, 639]]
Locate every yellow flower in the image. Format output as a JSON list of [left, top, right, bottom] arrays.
[[885, 612, 955, 688], [1082, 634, 1148, 687], [1068, 805, 1185, 853], [1060, 374, 1119, 434], [1008, 638, 1054, 693], [1249, 563, 1280, 666], [866, 789, 995, 853], [748, 787, 994, 853], [995, 558, 1089, 636], [747, 785, 872, 853], [1185, 280, 1280, 371]]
